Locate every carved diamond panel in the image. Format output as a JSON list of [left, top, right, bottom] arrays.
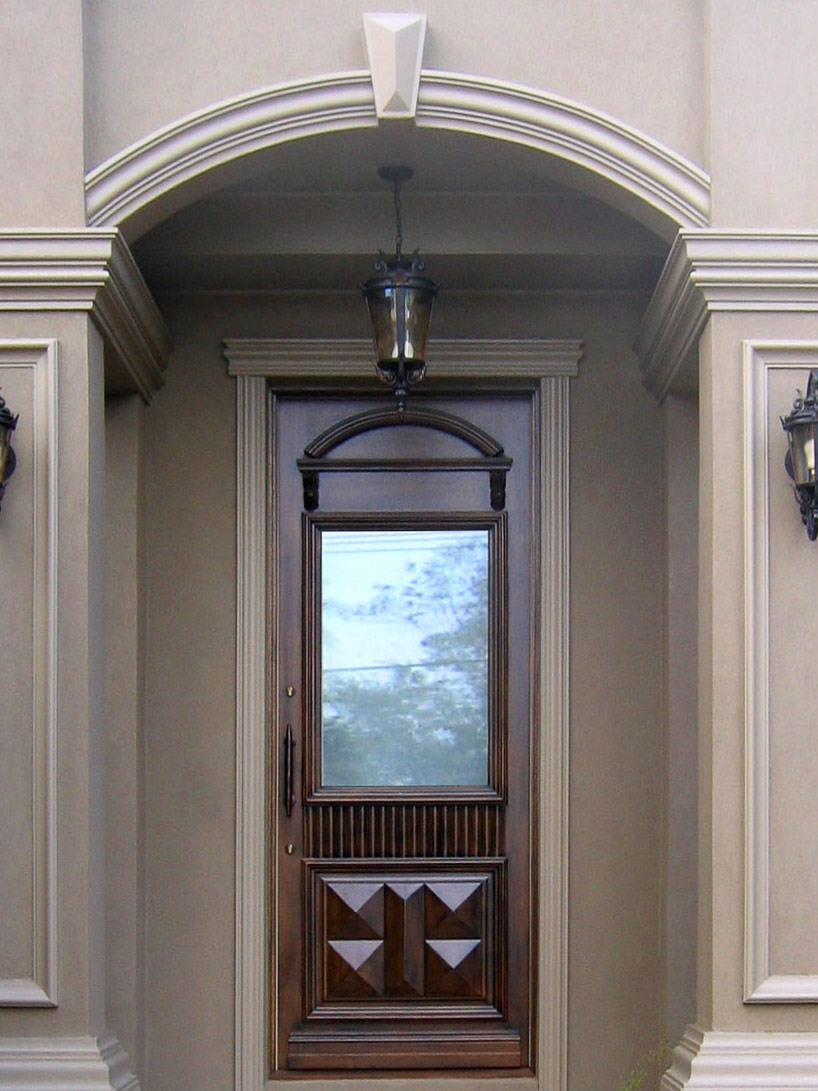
[[308, 861, 503, 1016]]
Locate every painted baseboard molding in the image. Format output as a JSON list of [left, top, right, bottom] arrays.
[[0, 1032, 139, 1091], [663, 1025, 818, 1089]]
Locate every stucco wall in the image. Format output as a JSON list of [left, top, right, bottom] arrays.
[[709, 0, 818, 227], [0, 1, 85, 226], [131, 287, 670, 1090], [105, 396, 146, 1073], [83, 0, 706, 172]]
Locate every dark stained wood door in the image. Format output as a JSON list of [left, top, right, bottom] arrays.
[[272, 390, 536, 1075]]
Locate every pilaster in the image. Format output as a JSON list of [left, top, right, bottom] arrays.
[[637, 231, 818, 1089], [0, 230, 169, 1090]]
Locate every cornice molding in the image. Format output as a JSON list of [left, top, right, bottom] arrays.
[[224, 337, 583, 384], [85, 70, 709, 240], [638, 231, 818, 402], [0, 230, 171, 403], [663, 1025, 818, 1089], [0, 1033, 139, 1091]]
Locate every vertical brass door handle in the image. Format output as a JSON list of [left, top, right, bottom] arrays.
[[283, 724, 296, 817]]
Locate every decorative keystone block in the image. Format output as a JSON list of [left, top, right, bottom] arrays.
[[363, 13, 427, 119]]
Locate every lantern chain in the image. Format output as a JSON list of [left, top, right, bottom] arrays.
[[393, 176, 404, 262]]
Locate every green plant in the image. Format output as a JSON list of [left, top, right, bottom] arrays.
[[618, 1043, 671, 1091]]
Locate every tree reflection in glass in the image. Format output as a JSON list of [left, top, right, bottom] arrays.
[[321, 528, 489, 787]]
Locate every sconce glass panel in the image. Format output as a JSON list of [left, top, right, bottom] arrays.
[[788, 420, 818, 487]]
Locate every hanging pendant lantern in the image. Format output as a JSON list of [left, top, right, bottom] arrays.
[[361, 165, 438, 410]]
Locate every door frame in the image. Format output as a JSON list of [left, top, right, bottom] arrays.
[[226, 337, 580, 1091]]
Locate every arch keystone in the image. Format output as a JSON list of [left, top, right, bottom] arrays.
[[363, 13, 427, 118]]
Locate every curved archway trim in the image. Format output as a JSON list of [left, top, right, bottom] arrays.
[[417, 71, 710, 233], [85, 70, 710, 237]]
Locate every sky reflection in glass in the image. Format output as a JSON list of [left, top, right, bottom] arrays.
[[321, 528, 489, 787]]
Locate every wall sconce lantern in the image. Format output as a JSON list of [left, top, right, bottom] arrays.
[[361, 165, 438, 410], [782, 370, 818, 540], [0, 390, 18, 516]]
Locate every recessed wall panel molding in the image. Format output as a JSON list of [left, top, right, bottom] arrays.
[[0, 340, 58, 1006], [744, 340, 818, 1002]]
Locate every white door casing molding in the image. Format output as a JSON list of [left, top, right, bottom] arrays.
[[234, 373, 269, 1091], [743, 340, 818, 1003], [227, 337, 579, 1091], [0, 341, 58, 1008], [85, 70, 709, 240]]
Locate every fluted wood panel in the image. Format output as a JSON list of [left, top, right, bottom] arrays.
[[305, 803, 504, 859]]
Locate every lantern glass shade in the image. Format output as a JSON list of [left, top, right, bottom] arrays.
[[363, 276, 437, 367], [404, 285, 435, 362], [0, 414, 16, 484], [0, 428, 9, 483], [788, 421, 818, 487], [365, 286, 401, 364]]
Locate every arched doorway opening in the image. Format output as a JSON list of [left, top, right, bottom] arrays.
[[99, 73, 705, 1091]]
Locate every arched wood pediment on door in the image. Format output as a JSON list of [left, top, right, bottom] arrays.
[[297, 403, 513, 511]]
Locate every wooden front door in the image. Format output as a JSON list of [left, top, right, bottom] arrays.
[[272, 390, 536, 1076]]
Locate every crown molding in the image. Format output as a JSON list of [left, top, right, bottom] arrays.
[[224, 337, 582, 385], [0, 230, 171, 403], [0, 1033, 139, 1091], [637, 231, 818, 402], [663, 1025, 818, 1089]]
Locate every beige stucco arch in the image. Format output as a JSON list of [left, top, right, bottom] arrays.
[[85, 69, 711, 242]]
